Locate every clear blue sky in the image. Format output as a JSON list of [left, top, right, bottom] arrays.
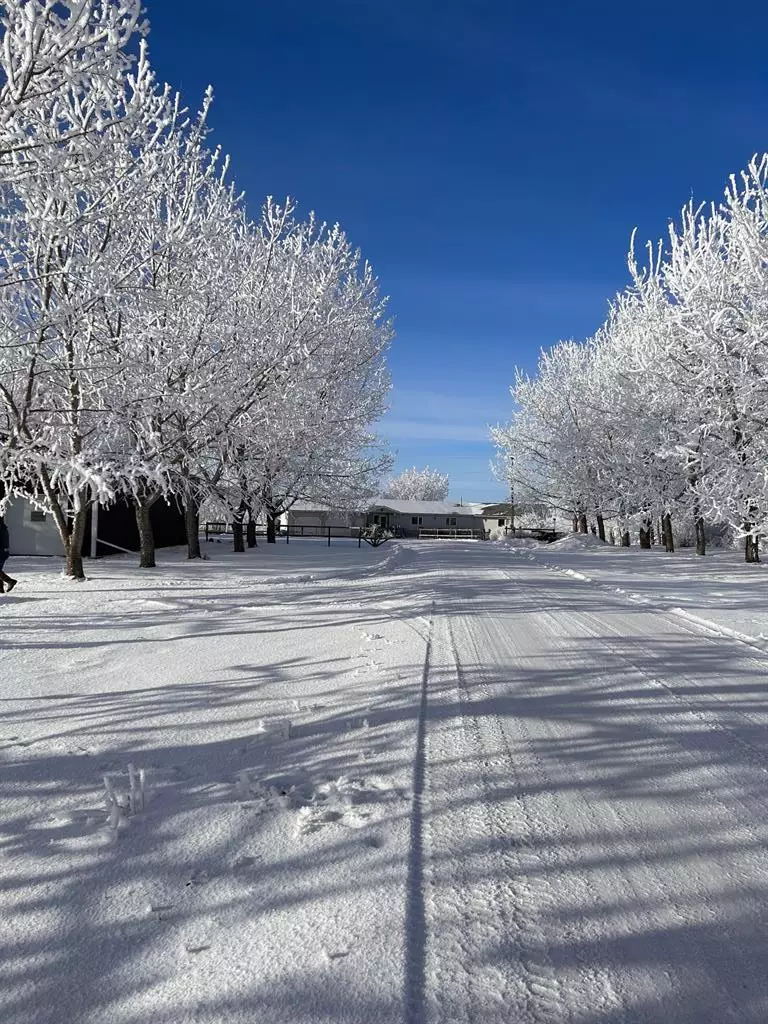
[[146, 1, 768, 501]]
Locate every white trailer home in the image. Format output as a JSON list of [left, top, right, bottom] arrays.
[[366, 500, 486, 538]]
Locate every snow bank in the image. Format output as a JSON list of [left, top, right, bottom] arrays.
[[550, 533, 607, 551], [495, 536, 539, 550]]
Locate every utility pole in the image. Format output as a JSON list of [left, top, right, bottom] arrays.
[[508, 454, 515, 535]]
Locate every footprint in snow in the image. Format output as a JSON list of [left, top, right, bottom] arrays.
[[295, 775, 403, 836], [322, 947, 351, 962]]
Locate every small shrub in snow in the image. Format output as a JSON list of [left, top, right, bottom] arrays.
[[360, 525, 393, 547], [103, 763, 146, 829], [256, 717, 292, 739]]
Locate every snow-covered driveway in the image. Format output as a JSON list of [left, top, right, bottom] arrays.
[[2, 540, 767, 1023], [418, 544, 768, 1024]]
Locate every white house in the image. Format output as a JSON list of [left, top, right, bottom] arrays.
[[469, 502, 515, 539], [277, 498, 513, 540], [366, 500, 486, 538]]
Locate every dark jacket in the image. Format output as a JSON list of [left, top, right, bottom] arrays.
[[0, 520, 9, 554]]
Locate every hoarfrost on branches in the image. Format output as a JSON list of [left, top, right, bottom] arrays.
[[492, 154, 768, 562], [0, 1, 393, 576], [383, 466, 449, 501]]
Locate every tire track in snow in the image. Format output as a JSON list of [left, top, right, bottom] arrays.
[[487, 563, 768, 1021], [500, 564, 768, 863], [414, 598, 588, 1023], [404, 602, 432, 1024], [416, 607, 500, 1024], [499, 565, 768, 777], [445, 614, 571, 1024], [498, 564, 768, 768], [446, 612, 626, 1024], [521, 554, 768, 730]]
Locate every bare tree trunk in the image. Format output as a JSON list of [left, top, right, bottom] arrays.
[[134, 497, 158, 569], [572, 514, 578, 533], [663, 512, 674, 552], [638, 515, 652, 549], [266, 510, 277, 544], [185, 497, 201, 559], [246, 513, 257, 548], [621, 530, 630, 547], [596, 513, 606, 542], [745, 527, 760, 563], [38, 474, 88, 579], [578, 512, 588, 534], [65, 504, 89, 579], [232, 503, 246, 553], [688, 457, 706, 556], [609, 529, 615, 545], [695, 515, 706, 556]]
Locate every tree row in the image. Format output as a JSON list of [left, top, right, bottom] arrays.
[[493, 155, 768, 562], [0, 1, 391, 576]]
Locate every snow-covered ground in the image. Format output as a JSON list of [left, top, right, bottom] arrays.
[[2, 538, 767, 1023], [503, 532, 768, 650]]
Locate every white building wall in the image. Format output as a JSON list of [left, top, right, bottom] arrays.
[[3, 497, 63, 556], [284, 509, 365, 531], [484, 515, 512, 539]]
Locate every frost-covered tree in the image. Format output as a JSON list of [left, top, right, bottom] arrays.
[[0, 1, 394, 576], [221, 215, 393, 545], [383, 465, 449, 501], [0, 0, 146, 146], [108, 96, 244, 567], [0, 7, 175, 577], [493, 153, 768, 563]]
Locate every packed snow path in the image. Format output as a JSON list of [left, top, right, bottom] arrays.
[[2, 540, 767, 1023], [416, 547, 768, 1024]]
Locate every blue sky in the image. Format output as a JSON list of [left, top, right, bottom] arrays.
[[146, 2, 768, 500]]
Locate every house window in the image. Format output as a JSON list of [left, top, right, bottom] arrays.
[[446, 517, 456, 526], [411, 516, 422, 525], [30, 508, 46, 522], [498, 518, 506, 527]]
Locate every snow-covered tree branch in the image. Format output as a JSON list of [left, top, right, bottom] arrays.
[[383, 466, 449, 501]]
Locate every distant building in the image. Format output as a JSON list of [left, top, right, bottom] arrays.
[[270, 497, 515, 541], [472, 502, 515, 538], [280, 502, 365, 536], [366, 500, 486, 538]]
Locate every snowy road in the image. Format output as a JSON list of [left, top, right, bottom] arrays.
[[416, 545, 768, 1024], [2, 540, 767, 1023]]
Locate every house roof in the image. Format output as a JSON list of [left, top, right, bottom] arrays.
[[370, 500, 484, 516], [476, 502, 514, 515], [286, 500, 366, 513]]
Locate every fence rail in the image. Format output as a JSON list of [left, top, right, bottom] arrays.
[[205, 521, 365, 545], [286, 524, 360, 538], [418, 528, 484, 540]]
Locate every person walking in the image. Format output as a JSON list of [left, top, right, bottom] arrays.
[[0, 515, 18, 593]]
